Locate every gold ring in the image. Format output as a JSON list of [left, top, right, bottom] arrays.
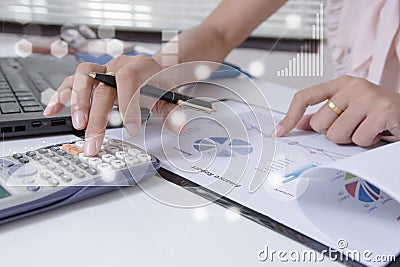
[[326, 99, 343, 115]]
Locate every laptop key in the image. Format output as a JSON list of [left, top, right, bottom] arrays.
[[0, 102, 20, 114], [22, 106, 43, 112], [2, 69, 30, 92], [0, 92, 13, 97], [20, 101, 39, 107], [0, 96, 16, 103], [17, 96, 35, 101], [27, 72, 52, 92], [15, 92, 33, 97]]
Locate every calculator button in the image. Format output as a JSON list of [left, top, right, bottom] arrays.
[[137, 154, 151, 163], [97, 163, 112, 173], [74, 141, 85, 149], [19, 157, 29, 163], [26, 185, 40, 192], [51, 156, 62, 163], [69, 146, 83, 155], [46, 164, 56, 171], [115, 151, 127, 160], [101, 154, 115, 163], [8, 164, 38, 177], [47, 178, 59, 186], [87, 158, 102, 167], [60, 174, 72, 182], [70, 158, 81, 164], [49, 146, 60, 152], [97, 149, 106, 156], [79, 153, 89, 162], [78, 163, 89, 170], [105, 145, 119, 154], [86, 168, 98, 175], [66, 166, 76, 173], [38, 148, 48, 154], [32, 155, 43, 161], [74, 171, 86, 179], [0, 158, 14, 168], [63, 154, 73, 161], [13, 153, 23, 159], [26, 151, 36, 157], [111, 159, 126, 169], [125, 156, 140, 166], [40, 172, 52, 180], [45, 152, 55, 158], [58, 160, 69, 167], [61, 144, 74, 151], [53, 169, 64, 176], [119, 144, 132, 150], [56, 150, 67, 156], [127, 148, 141, 156], [22, 176, 35, 184], [109, 139, 122, 146], [39, 159, 49, 165]]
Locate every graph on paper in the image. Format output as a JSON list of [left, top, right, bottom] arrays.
[[277, 4, 324, 77], [193, 137, 254, 158]]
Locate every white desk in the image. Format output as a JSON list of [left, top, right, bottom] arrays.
[[0, 34, 340, 267]]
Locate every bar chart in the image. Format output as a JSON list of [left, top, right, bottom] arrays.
[[277, 4, 324, 77]]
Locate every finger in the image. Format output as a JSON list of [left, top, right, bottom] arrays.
[[71, 62, 106, 130], [326, 105, 366, 144], [295, 114, 314, 131], [352, 114, 384, 147], [84, 84, 117, 156], [153, 99, 186, 133], [43, 76, 74, 117], [274, 75, 352, 137], [115, 56, 161, 136], [308, 95, 348, 134]]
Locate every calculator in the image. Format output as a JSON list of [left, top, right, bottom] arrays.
[[0, 136, 160, 224]]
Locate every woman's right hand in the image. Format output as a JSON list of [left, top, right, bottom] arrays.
[[43, 54, 172, 156]]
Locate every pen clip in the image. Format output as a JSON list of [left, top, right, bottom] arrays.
[[177, 100, 216, 114]]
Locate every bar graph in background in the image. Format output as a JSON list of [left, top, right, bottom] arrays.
[[277, 4, 324, 77]]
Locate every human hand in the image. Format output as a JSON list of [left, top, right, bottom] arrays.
[[274, 75, 400, 146], [43, 54, 180, 156]]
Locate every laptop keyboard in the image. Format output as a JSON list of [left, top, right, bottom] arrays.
[[0, 60, 43, 114]]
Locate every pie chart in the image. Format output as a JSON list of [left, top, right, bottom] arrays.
[[344, 173, 380, 203], [193, 137, 253, 157]]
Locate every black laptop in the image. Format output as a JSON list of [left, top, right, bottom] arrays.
[[0, 54, 79, 138]]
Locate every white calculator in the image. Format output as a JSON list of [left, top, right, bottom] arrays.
[[0, 136, 160, 224]]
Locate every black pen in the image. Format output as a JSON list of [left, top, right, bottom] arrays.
[[87, 72, 215, 113]]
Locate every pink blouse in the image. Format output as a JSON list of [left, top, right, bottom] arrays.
[[325, 0, 400, 91]]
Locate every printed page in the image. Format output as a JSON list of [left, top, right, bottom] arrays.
[[297, 142, 400, 261], [114, 99, 399, 266]]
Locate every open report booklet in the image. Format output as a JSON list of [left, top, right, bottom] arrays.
[[110, 80, 400, 266]]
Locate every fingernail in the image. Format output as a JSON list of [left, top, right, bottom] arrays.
[[73, 110, 87, 129], [84, 138, 98, 156], [43, 105, 54, 116], [271, 125, 284, 137], [125, 122, 140, 136]]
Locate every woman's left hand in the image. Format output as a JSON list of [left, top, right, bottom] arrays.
[[274, 75, 400, 146]]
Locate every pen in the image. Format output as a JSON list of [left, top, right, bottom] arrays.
[[87, 72, 215, 113]]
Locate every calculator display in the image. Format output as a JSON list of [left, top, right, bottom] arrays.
[[0, 186, 10, 199]]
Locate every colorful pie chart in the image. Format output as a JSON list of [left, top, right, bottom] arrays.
[[344, 173, 380, 203]]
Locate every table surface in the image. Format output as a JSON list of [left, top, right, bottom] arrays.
[[0, 33, 340, 267]]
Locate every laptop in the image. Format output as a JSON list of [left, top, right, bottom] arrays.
[[0, 54, 80, 138]]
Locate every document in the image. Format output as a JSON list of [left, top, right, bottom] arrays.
[[110, 84, 400, 266]]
